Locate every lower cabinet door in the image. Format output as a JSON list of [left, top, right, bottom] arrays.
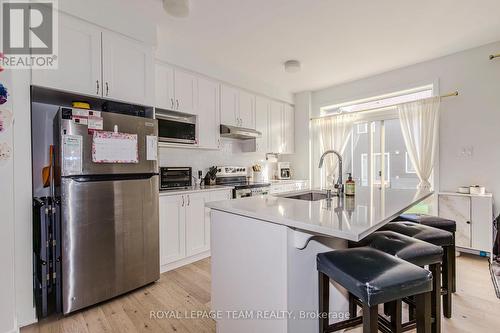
[[438, 194, 471, 248], [159, 195, 186, 266], [185, 192, 210, 257]]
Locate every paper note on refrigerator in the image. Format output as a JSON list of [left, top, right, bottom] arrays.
[[146, 135, 158, 161], [62, 134, 83, 173], [92, 131, 138, 163]]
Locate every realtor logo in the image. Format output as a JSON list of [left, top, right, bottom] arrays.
[[1, 0, 58, 69]]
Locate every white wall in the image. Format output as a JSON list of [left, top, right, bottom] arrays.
[[59, 0, 159, 44], [0, 69, 17, 333], [295, 40, 500, 215], [155, 28, 293, 104]]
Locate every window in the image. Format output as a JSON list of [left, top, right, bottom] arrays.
[[405, 152, 416, 174], [361, 153, 390, 186], [357, 123, 368, 134], [317, 85, 434, 190]]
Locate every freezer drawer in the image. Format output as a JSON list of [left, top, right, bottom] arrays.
[[60, 175, 159, 314]]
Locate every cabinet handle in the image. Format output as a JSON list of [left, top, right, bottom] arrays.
[[187, 195, 190, 206], [171, 98, 174, 109], [466, 221, 471, 224], [105, 82, 109, 96], [96, 80, 100, 95], [182, 196, 185, 207], [176, 99, 179, 110]]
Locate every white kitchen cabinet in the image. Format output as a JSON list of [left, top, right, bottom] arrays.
[[255, 96, 271, 153], [282, 104, 295, 154], [270, 101, 284, 153], [438, 193, 494, 255], [102, 31, 154, 106], [32, 13, 102, 97], [185, 192, 210, 257], [155, 62, 175, 110], [154, 63, 198, 114], [220, 84, 239, 126], [174, 69, 198, 114], [197, 77, 220, 149], [159, 194, 185, 266], [220, 84, 256, 129], [159, 189, 232, 272], [238, 90, 256, 129], [33, 13, 154, 106]]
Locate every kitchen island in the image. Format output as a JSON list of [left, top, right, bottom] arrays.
[[206, 187, 433, 333]]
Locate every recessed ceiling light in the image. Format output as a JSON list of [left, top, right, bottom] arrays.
[[163, 0, 190, 18], [284, 60, 301, 73]]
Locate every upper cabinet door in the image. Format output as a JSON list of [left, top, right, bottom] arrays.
[[238, 90, 256, 129], [32, 13, 101, 97], [102, 31, 154, 106], [155, 62, 175, 110], [282, 104, 295, 154], [220, 84, 239, 126], [197, 77, 220, 149], [174, 69, 198, 114], [255, 96, 270, 153], [270, 101, 284, 153]]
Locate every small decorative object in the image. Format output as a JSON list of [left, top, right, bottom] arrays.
[[0, 109, 13, 132], [71, 101, 91, 109], [0, 83, 8, 105], [469, 185, 486, 195], [0, 142, 12, 161], [252, 164, 264, 182], [0, 52, 4, 72]]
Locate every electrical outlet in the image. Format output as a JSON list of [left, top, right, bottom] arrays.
[[459, 146, 474, 159]]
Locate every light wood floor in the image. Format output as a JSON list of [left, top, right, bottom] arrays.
[[21, 254, 500, 333]]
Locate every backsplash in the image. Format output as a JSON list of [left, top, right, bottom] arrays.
[[159, 145, 277, 180]]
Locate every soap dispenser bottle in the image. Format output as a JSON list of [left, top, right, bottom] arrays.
[[345, 173, 355, 196]]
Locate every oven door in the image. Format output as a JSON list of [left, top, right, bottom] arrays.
[[157, 117, 196, 144], [234, 188, 252, 199]]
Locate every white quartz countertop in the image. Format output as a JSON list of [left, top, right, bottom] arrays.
[[160, 185, 233, 196], [206, 187, 433, 241]]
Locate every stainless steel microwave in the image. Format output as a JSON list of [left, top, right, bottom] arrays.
[[156, 112, 197, 144]]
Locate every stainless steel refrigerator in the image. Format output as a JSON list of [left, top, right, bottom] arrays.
[[53, 108, 159, 314]]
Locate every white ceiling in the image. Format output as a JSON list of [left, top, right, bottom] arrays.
[[156, 0, 500, 94]]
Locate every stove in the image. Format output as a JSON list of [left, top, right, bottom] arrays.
[[215, 166, 271, 198]]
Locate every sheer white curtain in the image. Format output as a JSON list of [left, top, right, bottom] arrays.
[[314, 114, 357, 188], [398, 96, 440, 189]]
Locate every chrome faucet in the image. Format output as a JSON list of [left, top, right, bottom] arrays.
[[318, 150, 344, 193]]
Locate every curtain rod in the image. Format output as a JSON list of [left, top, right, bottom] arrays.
[[490, 54, 500, 60], [310, 90, 459, 121]]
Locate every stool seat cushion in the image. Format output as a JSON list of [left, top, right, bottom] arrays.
[[381, 222, 453, 247], [317, 247, 432, 306], [394, 214, 456, 233], [352, 231, 443, 266]]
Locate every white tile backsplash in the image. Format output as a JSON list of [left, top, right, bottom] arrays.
[[159, 145, 277, 180]]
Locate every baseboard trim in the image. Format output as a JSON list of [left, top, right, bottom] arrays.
[[160, 251, 210, 274]]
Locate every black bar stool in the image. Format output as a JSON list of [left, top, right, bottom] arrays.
[[317, 247, 433, 333], [381, 222, 454, 318], [351, 231, 443, 333], [393, 214, 457, 292]]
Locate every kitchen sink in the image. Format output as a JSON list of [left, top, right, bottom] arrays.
[[282, 191, 334, 201]]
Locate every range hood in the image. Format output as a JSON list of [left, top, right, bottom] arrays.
[[220, 124, 262, 140]]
